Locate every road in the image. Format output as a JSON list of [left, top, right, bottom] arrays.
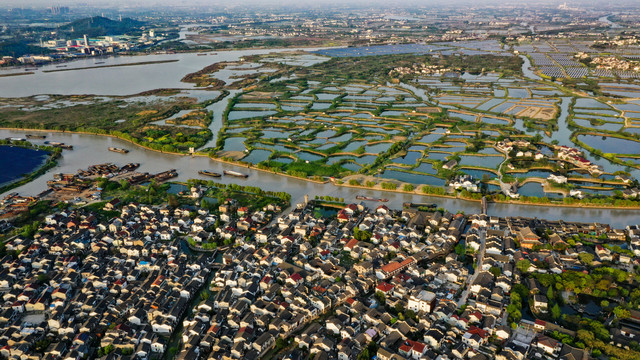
[[457, 227, 487, 307], [497, 155, 513, 197]]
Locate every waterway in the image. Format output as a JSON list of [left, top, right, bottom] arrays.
[[519, 55, 541, 80], [0, 47, 325, 97], [599, 15, 622, 29], [1, 128, 638, 227]]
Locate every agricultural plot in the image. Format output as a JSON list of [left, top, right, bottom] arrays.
[[204, 46, 640, 199]]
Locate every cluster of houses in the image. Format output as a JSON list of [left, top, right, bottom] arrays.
[[1, 194, 640, 360], [160, 200, 640, 360], [0, 193, 39, 219], [447, 175, 482, 193], [0, 202, 223, 360], [389, 64, 461, 77], [554, 145, 603, 175], [495, 139, 532, 155], [590, 56, 640, 73]]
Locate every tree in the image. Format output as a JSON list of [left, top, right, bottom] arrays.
[[551, 303, 561, 320], [547, 286, 555, 302], [614, 306, 631, 319], [579, 253, 594, 265], [168, 194, 179, 207], [275, 337, 287, 350], [489, 266, 501, 278], [455, 243, 465, 257], [358, 348, 370, 360], [516, 259, 531, 273]]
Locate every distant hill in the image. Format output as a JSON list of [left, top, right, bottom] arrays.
[[59, 16, 145, 37]]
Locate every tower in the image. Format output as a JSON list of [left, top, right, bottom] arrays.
[[83, 34, 89, 47]]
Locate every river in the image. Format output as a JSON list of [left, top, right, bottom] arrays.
[[599, 15, 622, 29], [0, 47, 325, 97], [519, 55, 541, 80], [0, 128, 638, 227]]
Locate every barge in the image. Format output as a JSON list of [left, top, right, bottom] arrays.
[[199, 170, 222, 177], [223, 170, 248, 178], [108, 147, 130, 154]]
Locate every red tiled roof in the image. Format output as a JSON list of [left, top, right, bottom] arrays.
[[375, 282, 394, 293], [289, 273, 303, 282], [467, 326, 488, 338], [344, 238, 358, 250]]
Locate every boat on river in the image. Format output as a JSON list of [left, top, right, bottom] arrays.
[[45, 141, 73, 150], [108, 147, 129, 154], [356, 195, 389, 202], [121, 163, 140, 172], [223, 170, 248, 178], [199, 170, 222, 177], [26, 134, 46, 139], [153, 169, 178, 182]]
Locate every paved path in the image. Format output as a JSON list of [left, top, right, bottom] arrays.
[[457, 228, 487, 307]]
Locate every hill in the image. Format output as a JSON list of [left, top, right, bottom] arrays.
[[59, 16, 145, 37]]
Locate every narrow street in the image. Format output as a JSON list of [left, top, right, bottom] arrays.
[[457, 228, 487, 307]]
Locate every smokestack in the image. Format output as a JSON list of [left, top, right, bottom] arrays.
[[84, 34, 89, 47]]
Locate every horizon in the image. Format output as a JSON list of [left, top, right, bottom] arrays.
[[0, 0, 636, 10]]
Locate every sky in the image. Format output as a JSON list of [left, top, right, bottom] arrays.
[[0, 0, 624, 7], [0, 0, 632, 9]]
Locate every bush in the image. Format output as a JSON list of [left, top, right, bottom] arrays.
[[381, 182, 397, 190]]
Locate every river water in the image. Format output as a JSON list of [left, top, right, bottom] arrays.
[[0, 47, 324, 97], [599, 15, 622, 29]]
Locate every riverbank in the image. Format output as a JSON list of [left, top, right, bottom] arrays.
[[338, 173, 640, 210]]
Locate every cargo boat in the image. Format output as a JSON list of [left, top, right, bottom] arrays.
[[26, 134, 46, 139], [223, 170, 248, 178], [121, 163, 140, 172], [154, 169, 178, 182], [199, 170, 222, 177], [356, 195, 389, 202], [45, 141, 73, 150], [108, 147, 129, 154]]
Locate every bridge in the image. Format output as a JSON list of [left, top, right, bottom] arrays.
[[481, 196, 488, 215]]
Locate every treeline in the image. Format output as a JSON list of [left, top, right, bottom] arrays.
[[0, 40, 50, 58], [186, 179, 291, 203]]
